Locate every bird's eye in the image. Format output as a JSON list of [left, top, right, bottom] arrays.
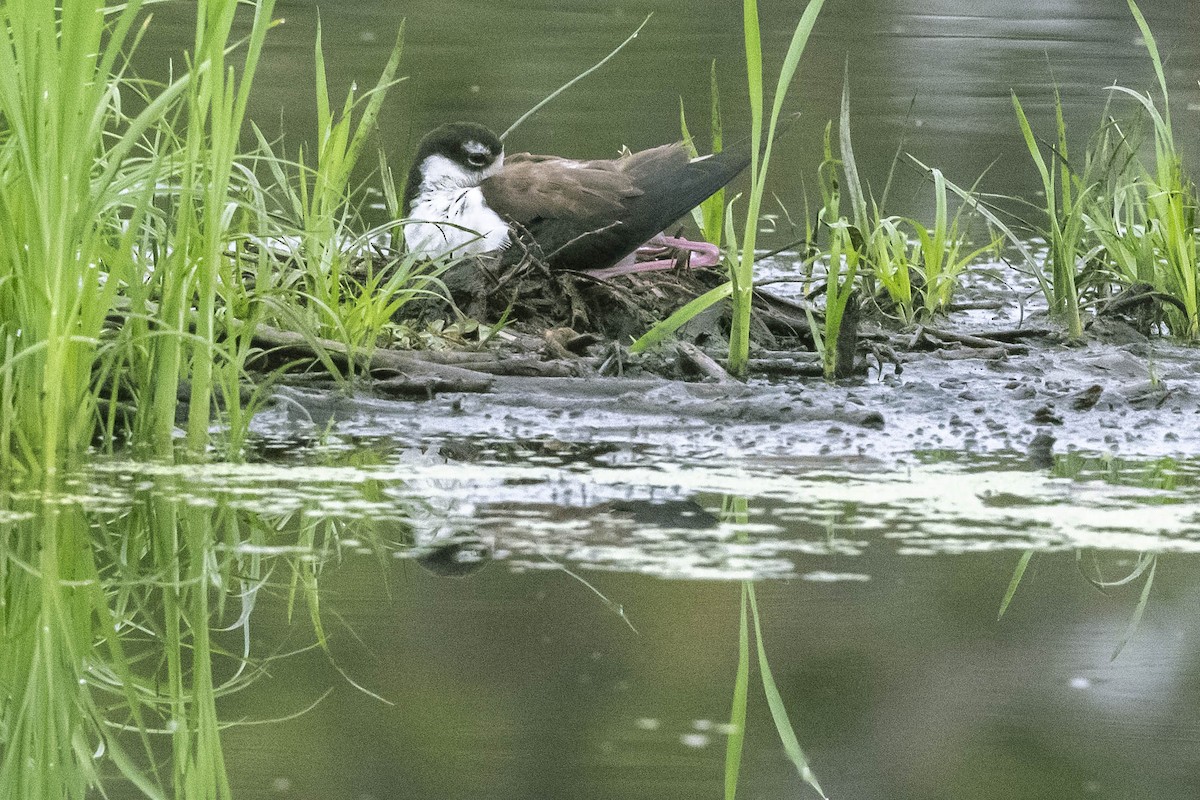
[[466, 152, 489, 168]]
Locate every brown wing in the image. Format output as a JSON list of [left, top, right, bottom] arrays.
[[480, 156, 643, 225]]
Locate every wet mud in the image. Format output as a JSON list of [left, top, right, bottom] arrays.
[[253, 264, 1200, 465]]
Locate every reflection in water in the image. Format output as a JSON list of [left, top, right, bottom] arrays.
[[720, 495, 826, 799], [0, 471, 431, 799], [3, 451, 1200, 797], [1, 487, 244, 798], [4, 2, 1200, 797]]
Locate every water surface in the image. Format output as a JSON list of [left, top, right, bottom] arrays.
[[5, 3, 1200, 798], [134, 0, 1200, 230]]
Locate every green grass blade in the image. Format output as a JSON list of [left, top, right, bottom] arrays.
[[748, 585, 827, 799], [501, 14, 652, 141], [839, 63, 868, 234], [998, 550, 1034, 619], [725, 583, 750, 800], [1126, 0, 1171, 134], [730, 0, 826, 376], [630, 281, 733, 354]]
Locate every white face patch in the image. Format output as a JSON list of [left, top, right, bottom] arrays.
[[417, 154, 476, 191], [405, 143, 509, 258], [463, 140, 490, 157], [416, 151, 505, 193]]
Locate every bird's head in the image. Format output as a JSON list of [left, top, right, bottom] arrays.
[[407, 122, 504, 199]]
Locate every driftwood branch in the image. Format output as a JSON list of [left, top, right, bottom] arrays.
[[253, 324, 494, 394]]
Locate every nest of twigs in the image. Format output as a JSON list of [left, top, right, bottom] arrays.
[[405, 248, 817, 353]]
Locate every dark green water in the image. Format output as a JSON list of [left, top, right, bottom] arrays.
[[135, 0, 1200, 230], [10, 444, 1198, 800]]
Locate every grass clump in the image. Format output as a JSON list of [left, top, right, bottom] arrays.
[[961, 0, 1196, 339], [1085, 0, 1198, 337], [0, 0, 171, 478], [252, 20, 443, 378], [812, 73, 991, 373], [0, 1, 438, 474]]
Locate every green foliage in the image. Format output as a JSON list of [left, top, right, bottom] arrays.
[[977, 0, 1196, 340], [0, 1, 436, 474], [680, 60, 726, 247], [1011, 89, 1087, 338], [0, 0, 162, 477], [826, 74, 990, 338], [252, 22, 441, 377], [1084, 0, 1198, 338], [637, 0, 826, 370], [722, 496, 826, 800], [729, 0, 828, 377]]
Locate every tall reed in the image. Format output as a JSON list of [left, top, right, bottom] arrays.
[[0, 0, 166, 478], [728, 0, 827, 377], [631, 0, 827, 365]]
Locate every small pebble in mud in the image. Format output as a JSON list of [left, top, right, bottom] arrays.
[[1027, 431, 1056, 469], [1010, 384, 1036, 400], [1032, 405, 1062, 424], [859, 411, 885, 430]]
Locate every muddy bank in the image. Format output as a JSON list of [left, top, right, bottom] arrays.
[[245, 260, 1200, 464], [253, 330, 1200, 466]]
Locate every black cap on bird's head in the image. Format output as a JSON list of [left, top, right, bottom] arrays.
[[403, 122, 504, 214]]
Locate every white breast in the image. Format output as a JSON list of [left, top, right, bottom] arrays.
[[404, 153, 511, 259]]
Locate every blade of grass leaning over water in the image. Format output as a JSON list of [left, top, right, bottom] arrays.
[[998, 550, 1034, 619], [725, 582, 751, 800], [630, 282, 733, 353], [748, 585, 827, 799], [501, 14, 652, 141]]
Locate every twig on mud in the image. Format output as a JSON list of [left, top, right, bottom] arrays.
[[676, 341, 737, 383], [922, 327, 1030, 354], [253, 323, 494, 393]]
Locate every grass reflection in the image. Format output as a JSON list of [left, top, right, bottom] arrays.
[[720, 495, 826, 800], [0, 475, 346, 799]]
